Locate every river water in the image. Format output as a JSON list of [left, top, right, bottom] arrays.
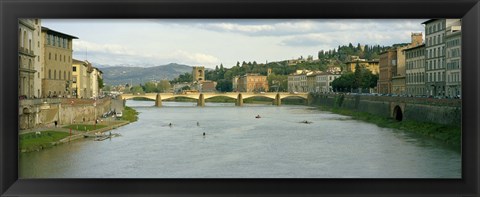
[[19, 100, 461, 178]]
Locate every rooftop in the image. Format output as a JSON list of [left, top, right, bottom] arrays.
[[41, 27, 78, 39]]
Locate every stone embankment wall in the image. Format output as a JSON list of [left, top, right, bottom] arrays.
[[310, 93, 461, 126], [19, 98, 112, 129]]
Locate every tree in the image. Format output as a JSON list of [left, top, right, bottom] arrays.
[[354, 61, 362, 89], [157, 80, 171, 93], [216, 79, 232, 92], [131, 85, 144, 94], [267, 74, 288, 92], [170, 72, 193, 84], [98, 76, 104, 89], [143, 82, 157, 93]]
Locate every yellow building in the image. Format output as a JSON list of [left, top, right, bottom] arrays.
[[18, 19, 37, 99], [345, 59, 380, 74], [237, 73, 269, 92], [41, 27, 78, 98], [71, 59, 91, 98]]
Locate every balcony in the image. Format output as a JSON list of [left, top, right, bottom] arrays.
[[18, 47, 35, 57], [446, 26, 461, 36]]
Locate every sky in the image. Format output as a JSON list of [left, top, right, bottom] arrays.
[[42, 19, 426, 69]]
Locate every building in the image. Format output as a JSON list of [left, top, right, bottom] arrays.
[[199, 80, 217, 92], [378, 48, 397, 94], [18, 19, 37, 99], [71, 59, 90, 98], [306, 72, 320, 92], [391, 33, 424, 95], [192, 66, 205, 82], [423, 19, 461, 96], [32, 19, 43, 98], [173, 82, 191, 93], [90, 67, 102, 98], [232, 76, 239, 91], [345, 59, 380, 74], [445, 24, 462, 98], [237, 73, 269, 92], [315, 72, 341, 93], [288, 70, 309, 92], [405, 44, 426, 96], [41, 27, 78, 98]]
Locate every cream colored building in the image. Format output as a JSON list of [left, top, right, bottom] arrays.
[[445, 25, 461, 98], [89, 67, 103, 98], [32, 19, 43, 98], [288, 70, 309, 93], [71, 59, 91, 98], [18, 19, 37, 99], [423, 19, 461, 96], [405, 44, 426, 96], [41, 27, 78, 98], [315, 72, 341, 93]]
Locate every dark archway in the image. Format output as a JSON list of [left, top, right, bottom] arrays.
[[393, 105, 403, 121]]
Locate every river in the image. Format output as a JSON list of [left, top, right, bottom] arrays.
[[19, 100, 461, 178]]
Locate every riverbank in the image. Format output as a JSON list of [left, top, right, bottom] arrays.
[[317, 105, 461, 150], [19, 107, 139, 153]]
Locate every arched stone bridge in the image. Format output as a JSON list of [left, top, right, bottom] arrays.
[[120, 92, 310, 107]]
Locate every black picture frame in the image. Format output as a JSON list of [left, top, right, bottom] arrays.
[[1, 0, 479, 196]]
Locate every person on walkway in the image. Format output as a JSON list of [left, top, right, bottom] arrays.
[[203, 132, 205, 136], [54, 121, 58, 128], [197, 122, 200, 126], [169, 123, 172, 127]]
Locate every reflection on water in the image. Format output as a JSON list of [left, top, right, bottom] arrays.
[[19, 100, 461, 178]]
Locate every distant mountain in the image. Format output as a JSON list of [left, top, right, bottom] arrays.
[[100, 63, 193, 86]]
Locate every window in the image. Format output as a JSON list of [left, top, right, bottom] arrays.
[[55, 54, 57, 61], [54, 70, 56, 79], [48, 70, 51, 79], [64, 71, 66, 80], [49, 53, 51, 60], [73, 67, 77, 72], [53, 36, 56, 46]]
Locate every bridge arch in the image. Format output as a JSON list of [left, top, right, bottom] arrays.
[[393, 105, 403, 121]]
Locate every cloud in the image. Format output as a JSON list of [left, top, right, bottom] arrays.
[[167, 50, 220, 66], [73, 40, 136, 56], [179, 19, 426, 38], [280, 34, 334, 47], [72, 40, 220, 67]]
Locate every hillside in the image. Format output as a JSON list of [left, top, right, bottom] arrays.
[[101, 63, 193, 86]]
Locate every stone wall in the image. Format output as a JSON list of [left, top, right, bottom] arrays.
[[310, 93, 461, 126], [19, 98, 111, 129]]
